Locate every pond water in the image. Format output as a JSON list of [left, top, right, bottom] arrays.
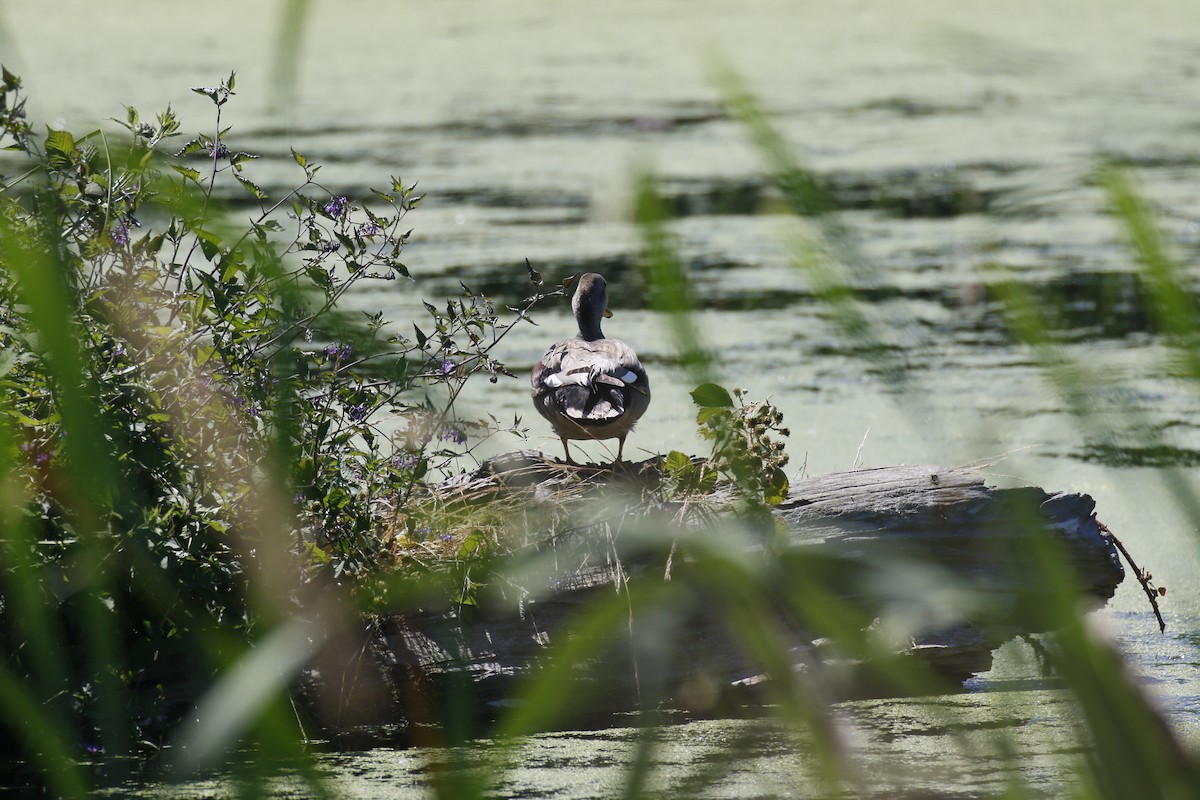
[[6, 0, 1200, 796]]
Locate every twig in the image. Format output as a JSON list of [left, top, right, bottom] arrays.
[[1018, 633, 1055, 677], [853, 426, 870, 469], [1099, 521, 1167, 633]]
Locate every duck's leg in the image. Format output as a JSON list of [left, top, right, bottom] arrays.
[[615, 435, 626, 464], [561, 436, 576, 466]]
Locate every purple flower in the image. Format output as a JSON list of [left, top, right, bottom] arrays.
[[111, 223, 129, 247], [323, 196, 349, 218], [441, 359, 456, 375], [323, 343, 353, 362], [354, 221, 380, 244], [392, 453, 420, 470], [208, 142, 228, 159], [439, 533, 453, 543], [232, 395, 260, 418], [442, 427, 467, 445], [346, 403, 369, 422]]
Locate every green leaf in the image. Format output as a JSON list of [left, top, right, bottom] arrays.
[[175, 136, 208, 157], [663, 450, 691, 474], [691, 383, 733, 408], [763, 467, 789, 505], [229, 151, 259, 167], [45, 128, 74, 155], [191, 86, 220, 103], [458, 531, 486, 559], [291, 148, 308, 169], [5, 409, 43, 427], [695, 406, 728, 427], [171, 164, 201, 183], [305, 266, 333, 292], [44, 128, 75, 168], [194, 228, 222, 260], [0, 349, 16, 378], [235, 173, 268, 200]]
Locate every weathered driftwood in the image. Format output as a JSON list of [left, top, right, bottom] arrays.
[[367, 453, 1124, 721]]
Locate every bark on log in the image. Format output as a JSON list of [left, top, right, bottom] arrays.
[[366, 454, 1124, 721]]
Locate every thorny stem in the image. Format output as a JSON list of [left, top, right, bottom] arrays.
[[247, 195, 412, 357], [365, 285, 561, 452], [436, 289, 557, 418], [1100, 521, 1167, 633], [173, 90, 227, 296]]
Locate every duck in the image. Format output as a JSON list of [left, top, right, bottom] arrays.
[[531, 273, 651, 465]]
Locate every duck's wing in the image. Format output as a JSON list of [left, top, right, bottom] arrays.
[[532, 339, 650, 424]]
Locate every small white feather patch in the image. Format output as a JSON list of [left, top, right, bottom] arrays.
[[543, 371, 591, 388]]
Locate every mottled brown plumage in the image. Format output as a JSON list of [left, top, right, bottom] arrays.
[[531, 273, 650, 464]]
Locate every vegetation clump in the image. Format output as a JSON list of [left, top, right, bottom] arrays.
[[0, 69, 569, 761]]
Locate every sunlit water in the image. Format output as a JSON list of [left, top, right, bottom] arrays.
[[6, 0, 1200, 796]]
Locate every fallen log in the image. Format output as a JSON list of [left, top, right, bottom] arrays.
[[364, 453, 1125, 723]]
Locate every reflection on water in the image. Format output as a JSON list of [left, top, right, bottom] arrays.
[[8, 0, 1200, 796]]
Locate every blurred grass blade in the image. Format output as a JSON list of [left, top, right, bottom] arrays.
[[633, 169, 714, 385], [708, 57, 912, 392], [0, 426, 88, 797], [0, 662, 88, 799], [496, 581, 664, 741], [683, 545, 848, 794], [1100, 164, 1200, 370], [1, 193, 133, 772], [0, 204, 116, 509], [169, 615, 321, 775], [268, 0, 313, 118], [989, 254, 1200, 535]]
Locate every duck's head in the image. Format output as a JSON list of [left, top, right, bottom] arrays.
[[572, 272, 613, 341]]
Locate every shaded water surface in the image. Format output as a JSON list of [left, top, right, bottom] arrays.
[[7, 0, 1200, 796]]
